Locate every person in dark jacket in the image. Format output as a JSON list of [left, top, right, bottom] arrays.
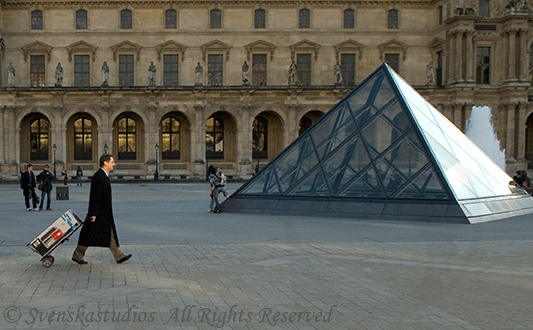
[[37, 164, 54, 210], [72, 154, 131, 265], [76, 166, 83, 186], [21, 164, 38, 211]]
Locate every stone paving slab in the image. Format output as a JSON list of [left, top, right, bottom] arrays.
[[0, 183, 533, 329]]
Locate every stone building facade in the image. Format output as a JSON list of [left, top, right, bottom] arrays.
[[0, 0, 531, 181]]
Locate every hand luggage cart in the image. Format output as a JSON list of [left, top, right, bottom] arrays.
[[27, 210, 83, 267]]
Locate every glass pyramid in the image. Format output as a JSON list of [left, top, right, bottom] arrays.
[[226, 64, 533, 223]]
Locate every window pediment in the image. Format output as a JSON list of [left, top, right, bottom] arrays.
[[290, 39, 321, 61], [429, 37, 445, 50], [200, 40, 232, 62], [110, 40, 143, 61], [155, 40, 187, 61], [22, 41, 53, 62], [66, 40, 98, 62], [244, 40, 276, 61], [378, 39, 408, 60], [334, 39, 365, 60]]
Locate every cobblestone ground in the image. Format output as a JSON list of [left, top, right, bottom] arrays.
[[1, 183, 533, 329]]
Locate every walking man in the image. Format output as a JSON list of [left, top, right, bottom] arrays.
[[72, 154, 132, 265], [37, 165, 54, 211], [21, 164, 39, 211]]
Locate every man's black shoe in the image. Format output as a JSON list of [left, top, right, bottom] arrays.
[[72, 258, 88, 265], [117, 254, 132, 264]]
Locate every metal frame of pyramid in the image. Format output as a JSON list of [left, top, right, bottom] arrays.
[[221, 64, 533, 223]]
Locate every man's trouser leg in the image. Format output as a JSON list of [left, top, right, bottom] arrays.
[[72, 245, 87, 262], [109, 229, 125, 262]]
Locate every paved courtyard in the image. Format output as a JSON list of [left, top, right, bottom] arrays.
[[1, 181, 533, 329]]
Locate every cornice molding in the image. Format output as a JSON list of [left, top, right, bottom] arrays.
[[200, 39, 232, 62], [4, 0, 436, 8], [21, 40, 53, 62], [155, 40, 187, 61], [110, 40, 143, 61], [334, 39, 364, 61], [244, 39, 276, 61], [378, 39, 408, 60], [289, 39, 321, 61], [66, 40, 98, 62]]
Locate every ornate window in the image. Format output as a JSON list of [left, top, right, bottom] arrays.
[[163, 54, 179, 86], [344, 9, 354, 28], [30, 55, 45, 87], [76, 10, 88, 29], [388, 9, 398, 29], [479, 0, 489, 18], [119, 55, 134, 86], [297, 54, 311, 86], [31, 10, 43, 30], [476, 47, 490, 84], [299, 9, 310, 28], [206, 116, 224, 159], [165, 9, 177, 29], [341, 54, 356, 85], [74, 118, 92, 160], [253, 116, 268, 159], [161, 116, 180, 160], [254, 9, 266, 28], [208, 54, 223, 86], [252, 54, 267, 86], [436, 51, 443, 87], [30, 118, 49, 161], [210, 9, 221, 29], [121, 9, 132, 29], [74, 55, 90, 87], [385, 53, 400, 73], [117, 117, 136, 160]]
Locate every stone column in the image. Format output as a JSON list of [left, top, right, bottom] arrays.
[[192, 104, 206, 179], [456, 31, 464, 82], [0, 106, 4, 164], [238, 105, 252, 178], [508, 29, 517, 81], [516, 102, 527, 160], [465, 30, 475, 82], [452, 103, 463, 130], [519, 29, 528, 81], [8, 108, 18, 166], [448, 31, 456, 84], [505, 102, 517, 160]]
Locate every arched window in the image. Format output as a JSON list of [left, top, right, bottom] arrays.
[[74, 118, 92, 160], [30, 118, 49, 160], [161, 116, 180, 159], [76, 10, 88, 29], [388, 9, 398, 29], [118, 117, 136, 159], [210, 9, 221, 29], [254, 9, 266, 28], [344, 9, 354, 28], [299, 9, 310, 28], [121, 9, 132, 29], [165, 9, 177, 29], [206, 116, 224, 159], [253, 117, 268, 159], [31, 10, 43, 30]]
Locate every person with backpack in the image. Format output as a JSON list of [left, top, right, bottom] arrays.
[[37, 164, 54, 210], [20, 164, 38, 211]]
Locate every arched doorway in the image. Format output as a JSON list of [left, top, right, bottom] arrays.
[[66, 113, 98, 171], [20, 113, 51, 168], [299, 110, 324, 135], [205, 111, 237, 177], [113, 112, 145, 162], [160, 111, 191, 162], [252, 111, 284, 166]]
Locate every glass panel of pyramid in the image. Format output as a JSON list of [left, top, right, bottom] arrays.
[[235, 63, 524, 208]]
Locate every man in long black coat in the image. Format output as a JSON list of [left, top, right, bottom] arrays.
[[72, 154, 132, 264], [21, 164, 38, 211]]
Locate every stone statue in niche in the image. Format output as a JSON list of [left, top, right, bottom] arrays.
[[7, 62, 15, 86], [55, 63, 63, 87], [242, 61, 250, 85], [194, 62, 203, 86], [148, 61, 157, 86], [101, 61, 110, 87]]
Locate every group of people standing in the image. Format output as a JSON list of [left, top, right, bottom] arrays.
[[513, 170, 533, 195], [208, 166, 228, 213], [20, 164, 54, 211]]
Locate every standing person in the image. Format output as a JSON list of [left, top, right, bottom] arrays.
[[217, 167, 228, 199], [21, 164, 39, 211], [61, 170, 68, 185], [72, 154, 132, 265], [76, 166, 83, 186], [37, 165, 54, 211], [208, 166, 221, 213]]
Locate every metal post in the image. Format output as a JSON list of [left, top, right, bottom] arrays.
[[52, 144, 57, 180], [155, 143, 159, 181]]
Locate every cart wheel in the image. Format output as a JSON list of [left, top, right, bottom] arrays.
[[42, 256, 54, 268]]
